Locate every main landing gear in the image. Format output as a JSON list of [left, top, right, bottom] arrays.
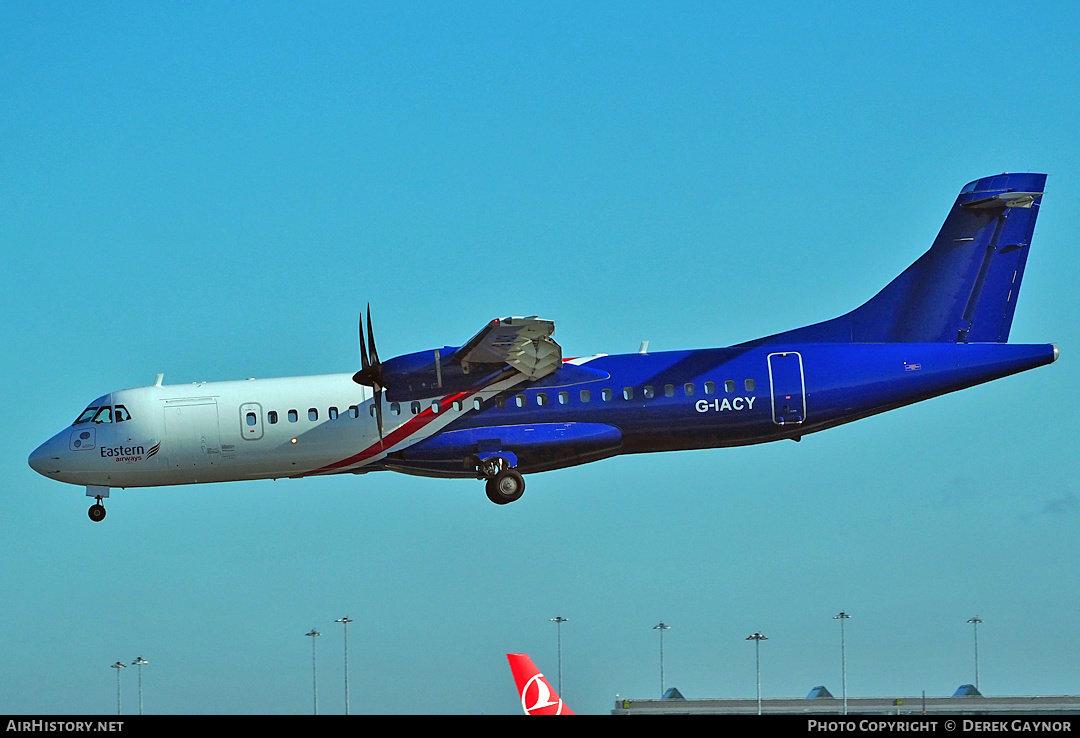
[[479, 457, 525, 505], [486, 469, 525, 505], [88, 496, 107, 522]]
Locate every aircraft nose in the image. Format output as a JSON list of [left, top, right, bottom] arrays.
[[28, 444, 47, 474], [28, 439, 59, 478]]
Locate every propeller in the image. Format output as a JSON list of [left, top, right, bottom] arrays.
[[352, 304, 385, 441]]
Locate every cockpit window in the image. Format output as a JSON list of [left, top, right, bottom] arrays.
[[73, 404, 134, 426], [73, 407, 99, 425]]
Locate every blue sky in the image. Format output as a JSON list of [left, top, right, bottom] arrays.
[[2, 1, 1078, 715]]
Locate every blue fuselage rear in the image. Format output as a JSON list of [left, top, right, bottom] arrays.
[[394, 342, 1056, 476]]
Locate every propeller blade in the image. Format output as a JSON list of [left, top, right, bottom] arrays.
[[351, 305, 385, 443], [359, 313, 370, 371], [366, 303, 380, 369], [374, 387, 384, 442], [352, 306, 383, 388]]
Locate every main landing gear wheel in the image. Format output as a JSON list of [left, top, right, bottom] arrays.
[[485, 468, 525, 505], [88, 498, 106, 522]]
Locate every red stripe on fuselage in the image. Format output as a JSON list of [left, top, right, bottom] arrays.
[[312, 389, 478, 474]]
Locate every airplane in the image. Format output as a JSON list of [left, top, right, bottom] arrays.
[[29, 172, 1059, 522], [507, 653, 573, 715]]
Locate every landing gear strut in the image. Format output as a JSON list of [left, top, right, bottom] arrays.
[[88, 496, 106, 522]]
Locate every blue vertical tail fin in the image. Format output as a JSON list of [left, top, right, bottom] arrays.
[[747, 173, 1046, 345]]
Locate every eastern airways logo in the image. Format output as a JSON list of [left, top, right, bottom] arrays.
[[100, 441, 160, 463]]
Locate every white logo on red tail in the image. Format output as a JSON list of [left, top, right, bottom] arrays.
[[521, 672, 565, 715], [507, 653, 574, 715]]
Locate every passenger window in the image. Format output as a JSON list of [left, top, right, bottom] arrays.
[[704, 381, 715, 395], [114, 405, 131, 422], [246, 412, 257, 426], [664, 384, 675, 398], [580, 389, 591, 402], [369, 405, 376, 417], [390, 403, 401, 416], [684, 383, 695, 396], [268, 411, 278, 424], [745, 378, 755, 392], [515, 394, 527, 408], [558, 391, 569, 405], [329, 407, 338, 420], [623, 387, 633, 400], [288, 410, 298, 423], [308, 408, 319, 421], [349, 405, 359, 419], [602, 388, 612, 401], [410, 401, 421, 415], [497, 397, 506, 409], [725, 380, 736, 393], [453, 400, 463, 412], [643, 386, 654, 399], [473, 398, 483, 411], [537, 393, 548, 406]]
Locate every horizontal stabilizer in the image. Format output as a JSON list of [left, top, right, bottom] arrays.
[[961, 191, 1041, 210]]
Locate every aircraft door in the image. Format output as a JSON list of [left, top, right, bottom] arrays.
[[767, 352, 806, 425], [164, 400, 222, 469], [239, 403, 264, 440]]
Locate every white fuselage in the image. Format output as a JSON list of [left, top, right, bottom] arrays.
[[29, 371, 533, 492], [31, 375, 371, 489]]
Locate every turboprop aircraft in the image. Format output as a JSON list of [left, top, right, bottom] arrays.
[[29, 173, 1059, 522]]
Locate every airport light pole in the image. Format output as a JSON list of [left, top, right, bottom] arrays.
[[131, 656, 148, 715], [336, 617, 352, 715], [550, 616, 568, 695], [967, 617, 982, 691], [834, 612, 850, 715], [110, 662, 126, 715], [306, 628, 321, 715], [746, 632, 767, 715], [653, 622, 670, 698]]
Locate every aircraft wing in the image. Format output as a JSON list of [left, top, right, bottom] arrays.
[[453, 317, 562, 381]]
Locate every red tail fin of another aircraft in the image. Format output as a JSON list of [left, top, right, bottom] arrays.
[[506, 653, 574, 715]]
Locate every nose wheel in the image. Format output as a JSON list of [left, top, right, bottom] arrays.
[[88, 496, 106, 522]]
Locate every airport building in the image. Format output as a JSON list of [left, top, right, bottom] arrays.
[[612, 685, 1080, 715]]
